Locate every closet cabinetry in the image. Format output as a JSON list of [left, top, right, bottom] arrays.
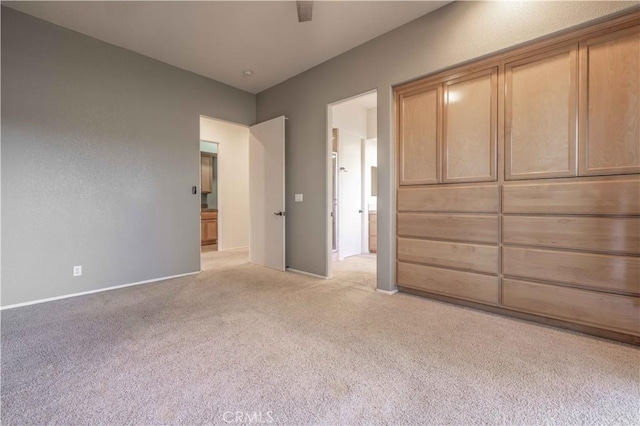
[[394, 15, 640, 343], [397, 69, 497, 185]]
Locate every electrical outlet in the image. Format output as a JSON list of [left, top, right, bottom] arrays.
[[73, 266, 82, 277]]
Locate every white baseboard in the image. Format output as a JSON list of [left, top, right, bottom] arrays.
[[376, 288, 398, 295], [0, 271, 200, 311], [286, 268, 329, 280]]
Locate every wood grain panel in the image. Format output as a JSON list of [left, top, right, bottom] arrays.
[[369, 212, 377, 253], [398, 262, 498, 304], [204, 220, 217, 241], [398, 213, 498, 244], [503, 278, 640, 335], [399, 87, 440, 185], [503, 246, 640, 294], [505, 46, 577, 180], [502, 179, 640, 215], [201, 211, 218, 220], [398, 185, 498, 213], [443, 68, 497, 183], [580, 26, 640, 176], [398, 238, 497, 274], [200, 154, 213, 194], [503, 216, 640, 254]]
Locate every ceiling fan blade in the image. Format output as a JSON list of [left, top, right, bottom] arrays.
[[297, 0, 313, 23]]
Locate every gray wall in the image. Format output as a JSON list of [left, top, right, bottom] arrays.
[[256, 1, 638, 291], [1, 7, 255, 306]]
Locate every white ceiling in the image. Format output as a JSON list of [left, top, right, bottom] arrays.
[[339, 91, 377, 110], [4, 1, 450, 94]]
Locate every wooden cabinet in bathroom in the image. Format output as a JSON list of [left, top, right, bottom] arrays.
[[201, 153, 213, 194], [201, 210, 218, 246]]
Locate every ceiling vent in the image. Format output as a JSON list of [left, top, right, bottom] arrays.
[[297, 1, 313, 23]]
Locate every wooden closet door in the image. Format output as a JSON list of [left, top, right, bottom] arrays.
[[505, 46, 578, 180], [443, 67, 498, 183], [579, 25, 640, 176], [398, 86, 441, 185]]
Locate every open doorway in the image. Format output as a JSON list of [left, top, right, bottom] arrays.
[[328, 91, 377, 289], [198, 115, 286, 273], [199, 116, 251, 270], [200, 141, 218, 252]]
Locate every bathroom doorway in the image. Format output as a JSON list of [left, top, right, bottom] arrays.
[[200, 141, 218, 252], [327, 91, 378, 289]]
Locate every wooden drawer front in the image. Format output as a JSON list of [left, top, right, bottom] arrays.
[[502, 179, 640, 215], [398, 185, 498, 213], [502, 278, 640, 335], [503, 216, 640, 255], [503, 247, 640, 294], [398, 238, 497, 274], [201, 211, 218, 220], [398, 262, 498, 304], [398, 213, 498, 244]]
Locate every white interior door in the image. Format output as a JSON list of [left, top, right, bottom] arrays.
[[249, 116, 286, 271], [338, 131, 363, 260]]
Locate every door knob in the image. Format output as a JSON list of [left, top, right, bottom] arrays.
[[274, 211, 286, 217], [359, 209, 363, 213]]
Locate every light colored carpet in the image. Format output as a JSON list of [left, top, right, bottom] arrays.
[[2, 248, 639, 425], [331, 254, 377, 291]]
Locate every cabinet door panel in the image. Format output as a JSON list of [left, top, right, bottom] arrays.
[[506, 47, 577, 180], [399, 87, 440, 185], [207, 220, 218, 241], [443, 68, 497, 183], [580, 26, 640, 176], [201, 155, 213, 194]]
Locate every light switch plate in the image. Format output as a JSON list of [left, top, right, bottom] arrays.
[[295, 194, 303, 202]]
